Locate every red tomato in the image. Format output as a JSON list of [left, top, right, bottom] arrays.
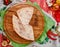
[[52, 9, 60, 22], [6, 45, 13, 47], [0, 34, 3, 47], [0, 34, 2, 43]]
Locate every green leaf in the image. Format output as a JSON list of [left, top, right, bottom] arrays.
[[0, 7, 7, 31], [45, 37, 49, 42], [12, 41, 28, 47]]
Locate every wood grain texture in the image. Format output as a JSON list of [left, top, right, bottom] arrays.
[[4, 4, 44, 44]]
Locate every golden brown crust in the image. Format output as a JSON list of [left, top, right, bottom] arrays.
[[4, 4, 44, 44]]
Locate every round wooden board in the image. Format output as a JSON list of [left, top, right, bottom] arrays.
[[4, 4, 44, 44]]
